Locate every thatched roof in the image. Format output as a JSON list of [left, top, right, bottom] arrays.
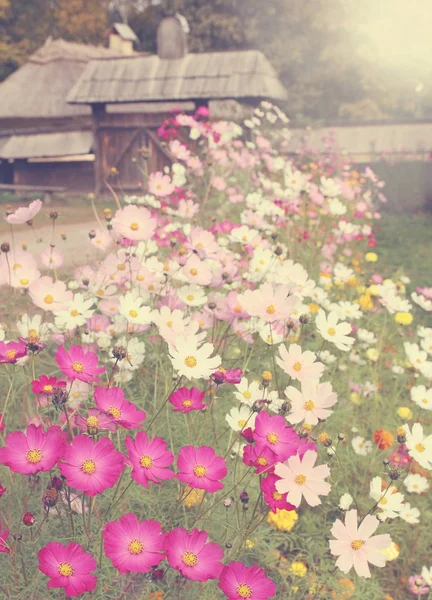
[[67, 50, 288, 105], [0, 131, 93, 159], [0, 38, 119, 119]]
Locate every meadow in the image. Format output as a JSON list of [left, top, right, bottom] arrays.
[[0, 104, 431, 600]]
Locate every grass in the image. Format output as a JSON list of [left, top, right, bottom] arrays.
[[375, 211, 432, 286]]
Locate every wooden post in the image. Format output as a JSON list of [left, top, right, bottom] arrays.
[[91, 103, 106, 197]]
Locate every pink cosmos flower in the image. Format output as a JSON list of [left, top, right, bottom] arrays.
[[112, 205, 157, 241], [164, 527, 224, 581], [212, 368, 243, 385], [103, 513, 165, 574], [181, 254, 213, 286], [253, 411, 300, 461], [276, 343, 324, 382], [148, 171, 175, 197], [31, 375, 66, 396], [0, 339, 27, 363], [329, 509, 392, 578], [0, 523, 10, 553], [5, 198, 42, 224], [56, 345, 105, 383], [242, 444, 278, 474], [275, 450, 330, 508], [94, 386, 146, 429], [240, 283, 298, 323], [59, 435, 124, 496], [409, 575, 430, 595], [125, 431, 175, 486], [169, 386, 207, 412], [74, 408, 116, 435], [177, 445, 227, 492], [285, 380, 338, 426], [38, 541, 97, 597], [218, 562, 277, 600], [0, 424, 66, 475], [40, 247, 64, 269], [260, 474, 296, 513], [29, 276, 73, 312]]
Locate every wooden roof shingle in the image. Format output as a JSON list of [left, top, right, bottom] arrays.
[[67, 50, 287, 105]]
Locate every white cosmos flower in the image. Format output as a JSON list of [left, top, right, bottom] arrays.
[[338, 493, 353, 510], [118, 292, 152, 325], [369, 476, 404, 520], [168, 335, 221, 380], [234, 378, 263, 406], [403, 423, 432, 469], [225, 406, 256, 432], [399, 503, 420, 524], [351, 436, 372, 456], [404, 473, 429, 494], [411, 385, 432, 411], [315, 309, 355, 352], [54, 293, 95, 330]]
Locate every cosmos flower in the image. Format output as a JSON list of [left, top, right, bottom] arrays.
[[38, 542, 97, 597], [169, 386, 207, 412], [402, 423, 432, 470], [74, 408, 116, 435], [285, 380, 337, 426], [275, 451, 331, 508], [0, 424, 66, 475], [253, 411, 300, 462], [125, 431, 175, 486], [94, 386, 146, 429], [315, 309, 355, 352], [5, 198, 42, 224], [164, 527, 224, 581], [169, 335, 221, 380], [56, 345, 105, 383], [103, 513, 165, 574], [218, 562, 277, 600], [260, 473, 296, 513], [0, 339, 27, 363], [276, 343, 324, 382], [329, 509, 392, 578], [177, 445, 227, 492], [112, 205, 157, 241], [31, 375, 66, 396], [59, 435, 124, 496]]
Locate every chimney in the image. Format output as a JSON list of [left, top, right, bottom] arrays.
[[108, 23, 138, 55], [157, 14, 189, 59]]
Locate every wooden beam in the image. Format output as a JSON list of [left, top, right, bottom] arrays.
[[92, 104, 106, 196]]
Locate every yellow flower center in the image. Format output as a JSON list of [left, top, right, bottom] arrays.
[[6, 349, 17, 360], [71, 362, 84, 373], [26, 449, 42, 463], [140, 455, 153, 468], [295, 474, 306, 485], [272, 491, 283, 501], [12, 263, 21, 270], [44, 294, 54, 304], [129, 309, 138, 318], [379, 497, 387, 505], [193, 465, 207, 477], [118, 264, 126, 271], [238, 419, 247, 428], [327, 327, 336, 336], [86, 416, 99, 429], [58, 562, 74, 577], [267, 432, 279, 445], [186, 295, 195, 301], [304, 400, 315, 411], [243, 391, 251, 399], [182, 399, 193, 407], [266, 304, 276, 314], [423, 399, 429, 404], [190, 268, 198, 276], [128, 539, 143, 554], [81, 459, 96, 474], [415, 443, 425, 453], [292, 361, 302, 372], [130, 222, 139, 231], [237, 584, 253, 598], [108, 407, 121, 419], [182, 551, 198, 566], [234, 305, 242, 313], [70, 309, 79, 317], [256, 457, 268, 466], [43, 385, 53, 393], [20, 278, 29, 285], [166, 321, 173, 328], [184, 356, 197, 368], [351, 540, 364, 551]]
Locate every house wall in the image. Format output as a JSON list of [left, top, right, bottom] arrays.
[[14, 160, 94, 192]]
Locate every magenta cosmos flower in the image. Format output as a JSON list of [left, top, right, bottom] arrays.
[[218, 562, 277, 600], [38, 541, 97, 598], [31, 375, 66, 395], [75, 408, 116, 435], [212, 368, 243, 385], [56, 345, 105, 383], [177, 445, 227, 492], [125, 431, 175, 486], [59, 435, 124, 496], [253, 411, 300, 461], [169, 386, 207, 413], [0, 340, 27, 363], [0, 523, 10, 553], [5, 198, 42, 224], [260, 474, 296, 513], [329, 509, 392, 578], [103, 513, 165, 573], [0, 424, 66, 475], [242, 444, 278, 475], [94, 386, 146, 429], [164, 527, 224, 581]]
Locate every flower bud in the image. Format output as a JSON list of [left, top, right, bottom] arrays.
[[22, 512, 35, 527], [151, 568, 165, 581], [51, 476, 63, 490], [239, 491, 249, 504], [396, 427, 406, 444], [42, 487, 58, 508], [1, 243, 10, 253], [318, 432, 332, 447]]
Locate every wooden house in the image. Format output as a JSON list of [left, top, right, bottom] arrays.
[[67, 15, 288, 194]]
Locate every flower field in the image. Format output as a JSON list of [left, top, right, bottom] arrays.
[[0, 103, 431, 600]]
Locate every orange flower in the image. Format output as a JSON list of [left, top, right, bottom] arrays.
[[373, 429, 394, 450]]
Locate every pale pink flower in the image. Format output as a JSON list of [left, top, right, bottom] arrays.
[[181, 254, 212, 286], [5, 199, 42, 224], [276, 344, 324, 382], [285, 380, 337, 426], [40, 247, 64, 269], [148, 172, 175, 197], [169, 139, 191, 161], [240, 283, 298, 323], [29, 276, 73, 312], [329, 509, 392, 578], [275, 450, 331, 507], [89, 229, 113, 251], [112, 206, 156, 241]]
